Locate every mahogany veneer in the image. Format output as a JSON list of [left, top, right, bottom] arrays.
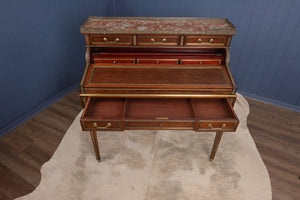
[[79, 17, 238, 162]]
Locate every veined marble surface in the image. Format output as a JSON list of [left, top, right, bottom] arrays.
[[80, 17, 236, 35]]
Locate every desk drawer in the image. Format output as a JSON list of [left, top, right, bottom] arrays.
[[137, 59, 178, 64], [137, 35, 179, 46], [80, 97, 238, 132], [197, 121, 238, 131], [191, 98, 239, 132], [82, 120, 121, 130], [185, 36, 227, 47], [181, 59, 222, 65], [125, 121, 194, 130], [89, 35, 132, 46], [94, 58, 135, 64]]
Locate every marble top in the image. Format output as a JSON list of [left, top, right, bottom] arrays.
[[80, 17, 236, 35]]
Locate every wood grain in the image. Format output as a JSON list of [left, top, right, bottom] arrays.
[[0, 90, 299, 199]]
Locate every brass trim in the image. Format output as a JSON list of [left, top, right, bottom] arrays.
[[85, 35, 90, 45], [82, 120, 122, 130], [85, 44, 230, 49], [84, 88, 232, 91], [156, 117, 169, 120], [93, 122, 112, 129], [226, 37, 232, 47], [225, 49, 237, 93], [208, 123, 226, 130], [80, 94, 237, 98], [197, 121, 238, 131], [80, 47, 91, 88], [133, 35, 137, 46], [180, 36, 184, 46]]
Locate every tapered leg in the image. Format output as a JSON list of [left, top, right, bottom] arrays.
[[90, 131, 101, 162], [209, 131, 223, 161]]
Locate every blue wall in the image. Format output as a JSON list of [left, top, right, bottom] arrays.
[[1, 0, 300, 136]]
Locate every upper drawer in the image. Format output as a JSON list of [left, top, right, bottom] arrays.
[[88, 34, 133, 46], [184, 36, 229, 47], [137, 35, 180, 46]]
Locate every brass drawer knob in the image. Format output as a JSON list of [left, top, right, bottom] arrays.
[[115, 38, 120, 42], [103, 37, 108, 42], [208, 123, 226, 130], [93, 122, 112, 129], [150, 38, 155, 43], [198, 38, 202, 43], [209, 38, 214, 43], [162, 38, 167, 43]]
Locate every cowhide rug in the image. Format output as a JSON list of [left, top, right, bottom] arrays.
[[17, 94, 272, 200]]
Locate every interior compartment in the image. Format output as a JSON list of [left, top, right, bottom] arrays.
[[83, 98, 124, 119], [124, 98, 194, 120], [191, 98, 235, 119], [82, 97, 237, 122]]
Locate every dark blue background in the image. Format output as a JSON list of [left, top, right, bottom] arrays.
[[1, 0, 300, 136]]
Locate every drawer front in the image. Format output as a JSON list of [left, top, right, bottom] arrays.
[[89, 35, 132, 46], [137, 35, 179, 46], [181, 59, 222, 65], [81, 120, 121, 131], [94, 58, 135, 64], [185, 36, 227, 47], [197, 121, 238, 132], [137, 59, 178, 64], [125, 121, 194, 130]]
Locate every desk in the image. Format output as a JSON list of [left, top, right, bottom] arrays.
[[79, 17, 238, 162]]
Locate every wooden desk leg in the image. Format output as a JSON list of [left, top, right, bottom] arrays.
[[90, 131, 101, 162], [209, 131, 223, 161]]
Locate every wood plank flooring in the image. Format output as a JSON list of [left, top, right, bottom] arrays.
[[0, 89, 299, 200]]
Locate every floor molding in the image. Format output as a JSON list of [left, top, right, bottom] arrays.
[[0, 81, 80, 137], [238, 90, 300, 113]]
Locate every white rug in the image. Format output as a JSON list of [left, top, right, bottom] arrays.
[[17, 94, 272, 200]]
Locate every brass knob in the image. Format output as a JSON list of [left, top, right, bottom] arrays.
[[208, 123, 226, 130], [209, 38, 214, 43], [162, 38, 167, 43], [103, 37, 108, 42], [115, 38, 120, 42], [156, 60, 159, 64], [198, 38, 202, 43], [113, 60, 116, 64], [93, 122, 112, 129], [150, 38, 155, 43]]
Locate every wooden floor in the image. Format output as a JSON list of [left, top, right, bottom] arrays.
[[0, 89, 299, 200]]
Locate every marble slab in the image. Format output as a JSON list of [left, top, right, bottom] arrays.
[[80, 17, 236, 35]]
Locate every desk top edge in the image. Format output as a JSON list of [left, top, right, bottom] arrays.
[[80, 17, 236, 35]]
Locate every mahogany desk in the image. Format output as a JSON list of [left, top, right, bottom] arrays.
[[79, 17, 239, 162]]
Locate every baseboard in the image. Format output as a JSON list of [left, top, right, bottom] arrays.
[[238, 90, 300, 113], [0, 81, 80, 137]]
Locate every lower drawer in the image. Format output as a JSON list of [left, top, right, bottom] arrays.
[[81, 120, 122, 131], [125, 121, 194, 130], [197, 121, 238, 131], [80, 97, 239, 132]]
